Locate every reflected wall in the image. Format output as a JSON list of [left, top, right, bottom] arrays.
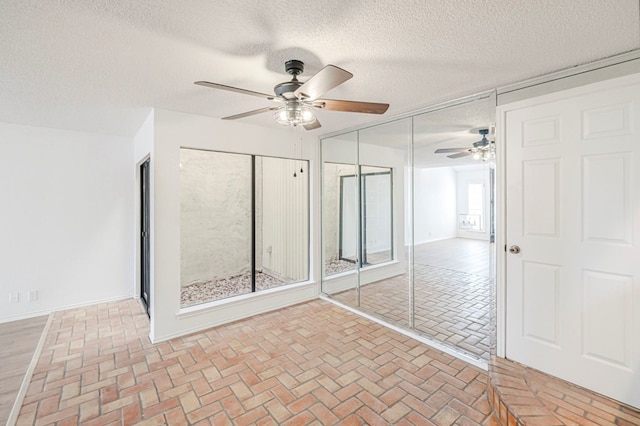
[[322, 132, 358, 304]]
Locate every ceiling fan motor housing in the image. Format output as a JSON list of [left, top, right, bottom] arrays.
[[473, 128, 490, 148], [275, 60, 305, 98], [274, 80, 303, 98], [285, 59, 304, 76]]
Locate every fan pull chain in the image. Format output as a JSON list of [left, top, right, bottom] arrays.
[[299, 134, 304, 173], [291, 126, 297, 177]]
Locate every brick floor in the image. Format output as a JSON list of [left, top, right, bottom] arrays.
[[333, 265, 492, 361], [329, 238, 492, 362], [488, 357, 640, 426], [16, 298, 497, 425]]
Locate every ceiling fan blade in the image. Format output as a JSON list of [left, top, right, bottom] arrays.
[[222, 106, 277, 120], [314, 99, 389, 114], [294, 65, 353, 100], [448, 151, 472, 159], [304, 119, 321, 131], [195, 81, 274, 100], [434, 147, 470, 154]]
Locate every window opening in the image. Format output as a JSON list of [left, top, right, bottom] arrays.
[[179, 149, 309, 308]]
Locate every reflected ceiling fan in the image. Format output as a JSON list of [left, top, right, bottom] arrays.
[[195, 59, 389, 130], [434, 128, 495, 161]]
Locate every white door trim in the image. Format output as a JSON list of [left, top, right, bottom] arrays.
[[495, 71, 640, 359]]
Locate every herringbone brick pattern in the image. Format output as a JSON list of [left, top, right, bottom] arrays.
[[16, 299, 498, 425], [330, 238, 492, 362], [333, 265, 491, 361], [414, 266, 491, 360], [488, 357, 640, 425]]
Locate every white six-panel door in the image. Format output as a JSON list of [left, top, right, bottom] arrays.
[[503, 74, 640, 409]]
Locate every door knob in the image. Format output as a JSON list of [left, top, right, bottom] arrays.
[[509, 245, 521, 254]]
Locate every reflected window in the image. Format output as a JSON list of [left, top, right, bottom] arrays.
[[463, 183, 484, 231], [337, 166, 393, 268], [180, 149, 308, 308], [361, 168, 393, 265]]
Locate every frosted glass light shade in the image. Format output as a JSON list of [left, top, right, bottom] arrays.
[[274, 103, 316, 126]]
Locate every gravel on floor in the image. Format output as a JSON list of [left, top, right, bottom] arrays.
[[181, 271, 285, 308], [324, 257, 356, 275]]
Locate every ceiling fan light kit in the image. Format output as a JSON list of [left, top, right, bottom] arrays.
[[434, 128, 495, 162], [273, 103, 316, 127], [195, 60, 389, 130]]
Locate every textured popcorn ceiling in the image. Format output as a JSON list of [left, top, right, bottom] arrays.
[[0, 0, 638, 137]]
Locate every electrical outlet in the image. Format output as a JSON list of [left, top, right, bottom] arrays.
[[28, 290, 38, 302], [9, 292, 19, 303]]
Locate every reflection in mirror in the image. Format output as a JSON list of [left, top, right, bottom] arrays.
[[356, 118, 412, 328], [332, 165, 393, 267], [412, 95, 495, 360], [320, 93, 496, 361], [322, 132, 359, 302], [180, 149, 309, 308], [360, 166, 392, 266], [324, 163, 358, 274], [338, 170, 358, 264]]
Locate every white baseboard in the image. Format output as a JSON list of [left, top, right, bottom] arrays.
[[153, 282, 319, 343], [412, 235, 457, 246], [6, 313, 53, 426], [322, 261, 405, 294], [0, 294, 133, 324]]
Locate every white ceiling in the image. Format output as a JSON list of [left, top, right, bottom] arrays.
[[1, 1, 638, 137], [324, 95, 495, 167]]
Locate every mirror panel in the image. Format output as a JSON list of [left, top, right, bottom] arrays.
[[322, 131, 359, 303], [321, 93, 496, 362], [357, 118, 412, 328], [412, 96, 494, 359]]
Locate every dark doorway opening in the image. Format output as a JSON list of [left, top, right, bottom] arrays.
[[140, 159, 150, 317]]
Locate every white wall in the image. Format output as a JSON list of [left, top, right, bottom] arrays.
[[134, 110, 153, 164], [260, 156, 309, 281], [0, 121, 135, 322], [152, 109, 319, 342], [412, 166, 458, 244], [180, 149, 253, 285]]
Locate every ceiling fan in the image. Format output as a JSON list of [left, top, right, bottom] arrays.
[[195, 59, 389, 130], [434, 128, 495, 161]]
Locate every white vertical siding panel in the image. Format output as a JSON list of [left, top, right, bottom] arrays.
[[261, 157, 308, 282]]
